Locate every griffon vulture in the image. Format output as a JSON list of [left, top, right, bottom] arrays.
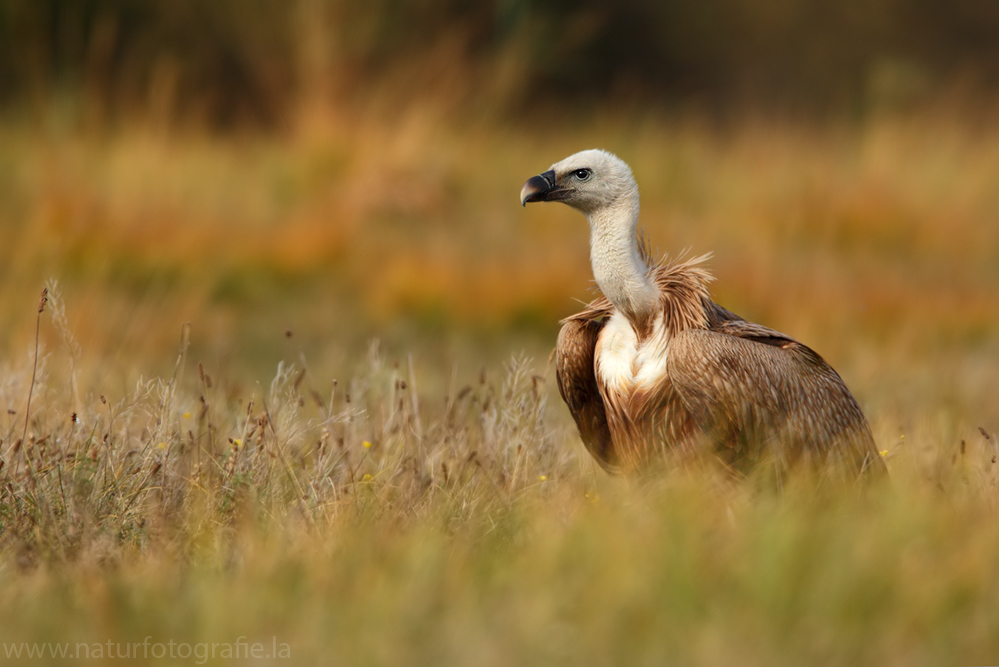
[[521, 149, 885, 478]]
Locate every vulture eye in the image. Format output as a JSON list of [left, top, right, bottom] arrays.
[[573, 168, 592, 181]]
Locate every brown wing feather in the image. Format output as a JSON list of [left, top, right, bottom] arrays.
[[555, 319, 618, 472], [667, 328, 886, 477]]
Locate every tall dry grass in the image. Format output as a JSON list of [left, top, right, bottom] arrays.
[[0, 304, 997, 664]]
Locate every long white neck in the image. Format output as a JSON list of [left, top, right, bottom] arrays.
[[587, 194, 659, 324]]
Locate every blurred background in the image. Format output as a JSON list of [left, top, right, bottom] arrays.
[[0, 0, 997, 433]]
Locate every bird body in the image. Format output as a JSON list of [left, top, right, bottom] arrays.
[[521, 150, 885, 478]]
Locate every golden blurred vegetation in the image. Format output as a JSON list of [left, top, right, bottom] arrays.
[[1, 1, 999, 665]]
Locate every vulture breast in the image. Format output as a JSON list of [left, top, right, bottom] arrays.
[[595, 311, 671, 395]]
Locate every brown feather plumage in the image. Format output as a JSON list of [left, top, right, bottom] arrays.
[[556, 254, 885, 478]]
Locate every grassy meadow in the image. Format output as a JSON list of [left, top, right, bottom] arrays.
[[1, 99, 999, 665]]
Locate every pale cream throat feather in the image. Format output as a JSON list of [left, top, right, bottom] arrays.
[[587, 188, 671, 392]]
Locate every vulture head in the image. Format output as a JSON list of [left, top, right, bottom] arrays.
[[520, 149, 638, 215]]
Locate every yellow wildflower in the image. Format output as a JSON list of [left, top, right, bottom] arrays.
[[538, 475, 548, 482], [362, 440, 372, 449], [880, 450, 888, 457]]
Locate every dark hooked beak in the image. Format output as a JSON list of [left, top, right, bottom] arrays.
[[519, 170, 559, 206]]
